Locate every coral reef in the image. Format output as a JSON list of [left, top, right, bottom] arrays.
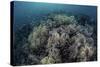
[[13, 14, 97, 65]]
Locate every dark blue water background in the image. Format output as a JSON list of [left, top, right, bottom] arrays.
[[13, 1, 97, 31]]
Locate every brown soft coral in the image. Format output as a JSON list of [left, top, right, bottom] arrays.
[[27, 14, 96, 64]]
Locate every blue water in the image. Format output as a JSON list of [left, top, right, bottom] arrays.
[[12, 1, 97, 31]]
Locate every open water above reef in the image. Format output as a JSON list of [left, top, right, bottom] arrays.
[[13, 1, 97, 31]]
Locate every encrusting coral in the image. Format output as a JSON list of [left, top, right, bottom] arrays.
[[13, 14, 97, 65]]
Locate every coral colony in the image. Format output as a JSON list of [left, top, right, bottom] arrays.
[[12, 13, 97, 65]]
